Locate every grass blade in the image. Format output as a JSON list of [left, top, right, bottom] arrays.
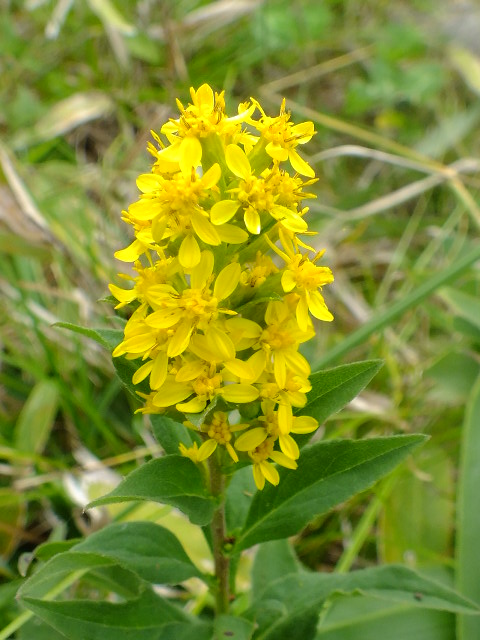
[[456, 373, 480, 638]]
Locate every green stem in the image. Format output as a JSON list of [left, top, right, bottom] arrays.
[[208, 453, 230, 615]]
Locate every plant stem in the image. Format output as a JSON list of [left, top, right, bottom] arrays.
[[208, 453, 230, 615]]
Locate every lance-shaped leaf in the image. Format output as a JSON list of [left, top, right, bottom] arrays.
[[55, 322, 124, 351], [247, 565, 480, 640], [235, 435, 426, 551], [87, 455, 216, 525], [72, 521, 204, 584], [298, 360, 384, 426], [21, 586, 211, 640]]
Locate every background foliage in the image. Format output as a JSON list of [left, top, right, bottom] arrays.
[[1, 0, 480, 637]]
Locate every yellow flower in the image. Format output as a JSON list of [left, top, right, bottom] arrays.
[[110, 85, 334, 490], [157, 84, 255, 174], [211, 144, 308, 235], [250, 97, 316, 177], [267, 230, 334, 331], [237, 434, 297, 491]]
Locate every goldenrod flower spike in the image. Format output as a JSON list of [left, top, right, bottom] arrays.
[[110, 85, 334, 489]]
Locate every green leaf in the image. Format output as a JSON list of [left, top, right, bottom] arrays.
[[72, 521, 203, 584], [54, 322, 123, 351], [150, 415, 197, 455], [252, 540, 303, 600], [214, 615, 255, 640], [456, 374, 480, 638], [235, 435, 426, 551], [112, 355, 148, 400], [87, 455, 216, 526], [21, 587, 207, 640], [247, 565, 479, 640], [14, 379, 59, 454], [299, 360, 383, 427], [315, 595, 454, 639]]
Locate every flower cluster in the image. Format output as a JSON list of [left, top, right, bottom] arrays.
[[110, 85, 334, 490]]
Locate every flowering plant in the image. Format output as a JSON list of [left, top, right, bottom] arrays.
[[13, 86, 477, 640]]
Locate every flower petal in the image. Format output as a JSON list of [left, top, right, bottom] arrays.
[[221, 384, 260, 403], [235, 427, 267, 451], [288, 148, 315, 177], [191, 212, 221, 246], [217, 224, 249, 244], [179, 233, 201, 268], [214, 262, 241, 301], [225, 144, 251, 180], [210, 200, 240, 225]]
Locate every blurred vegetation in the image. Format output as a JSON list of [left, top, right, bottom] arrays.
[[1, 0, 480, 636]]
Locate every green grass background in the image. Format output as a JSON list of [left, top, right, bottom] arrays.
[[1, 0, 480, 636]]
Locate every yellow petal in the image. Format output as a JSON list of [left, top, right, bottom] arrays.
[[129, 199, 163, 221], [150, 352, 168, 390], [253, 464, 266, 490], [247, 351, 267, 382], [191, 212, 221, 246], [223, 359, 254, 380], [217, 224, 249, 244], [284, 350, 310, 378], [214, 262, 241, 301], [270, 450, 297, 469], [278, 433, 300, 460], [190, 250, 214, 290], [146, 309, 182, 329], [244, 208, 261, 235], [281, 269, 296, 292], [226, 442, 239, 463], [225, 144, 251, 180], [179, 136, 202, 174], [132, 360, 154, 385], [291, 415, 318, 434], [205, 326, 236, 361], [109, 283, 136, 306], [278, 402, 293, 434], [136, 173, 161, 193], [221, 384, 260, 403], [265, 141, 289, 161], [194, 83, 214, 111], [210, 200, 240, 225], [188, 334, 218, 362], [202, 163, 221, 189], [292, 121, 315, 144], [153, 380, 192, 407], [176, 359, 206, 382], [271, 205, 308, 232], [176, 397, 207, 413], [167, 321, 194, 357], [288, 148, 315, 177], [309, 291, 334, 322], [235, 427, 267, 451], [120, 332, 157, 354], [114, 240, 143, 262], [296, 295, 310, 332], [273, 352, 287, 389], [260, 460, 279, 486], [179, 234, 201, 268], [197, 439, 217, 461]]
